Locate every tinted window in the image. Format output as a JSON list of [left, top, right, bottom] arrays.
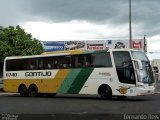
[[38, 57, 54, 69], [113, 51, 135, 84], [6, 58, 37, 71], [60, 56, 71, 68], [71, 54, 92, 68], [28, 59, 37, 70], [71, 55, 84, 68], [6, 52, 112, 71], [92, 53, 112, 67], [113, 51, 131, 67]]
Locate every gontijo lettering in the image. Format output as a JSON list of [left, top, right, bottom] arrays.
[[25, 71, 52, 77]]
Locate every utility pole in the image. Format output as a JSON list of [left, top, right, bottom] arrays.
[[144, 35, 147, 52], [129, 0, 132, 49]]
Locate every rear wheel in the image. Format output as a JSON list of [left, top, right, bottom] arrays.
[[98, 85, 112, 99], [28, 85, 38, 97], [19, 85, 28, 97]]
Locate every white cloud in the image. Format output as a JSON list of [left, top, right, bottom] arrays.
[[21, 20, 160, 52], [21, 20, 129, 41], [147, 35, 160, 52]]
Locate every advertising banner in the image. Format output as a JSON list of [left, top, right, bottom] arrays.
[[42, 39, 145, 52], [87, 40, 106, 50], [132, 39, 144, 51], [106, 39, 144, 51], [42, 41, 64, 52], [106, 40, 129, 49], [64, 41, 86, 50]]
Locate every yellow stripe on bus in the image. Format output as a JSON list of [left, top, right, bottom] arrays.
[[3, 69, 70, 93], [42, 49, 85, 55], [4, 79, 46, 93]]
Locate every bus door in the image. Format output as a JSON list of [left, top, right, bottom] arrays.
[[113, 51, 136, 87]]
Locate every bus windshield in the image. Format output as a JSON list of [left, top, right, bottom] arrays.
[[131, 51, 154, 84]]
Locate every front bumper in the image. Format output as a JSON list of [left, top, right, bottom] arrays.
[[136, 86, 155, 96]]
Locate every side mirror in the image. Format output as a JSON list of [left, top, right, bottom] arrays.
[[133, 59, 143, 70]]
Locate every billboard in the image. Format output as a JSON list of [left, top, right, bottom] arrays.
[[42, 39, 145, 52], [42, 41, 64, 52], [87, 40, 106, 50], [132, 39, 144, 51], [106, 40, 129, 49], [64, 41, 86, 50], [106, 39, 144, 51]]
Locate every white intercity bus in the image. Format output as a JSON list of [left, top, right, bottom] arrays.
[[3, 49, 155, 99]]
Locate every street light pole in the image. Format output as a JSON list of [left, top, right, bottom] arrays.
[[129, 0, 132, 49], [144, 35, 147, 52]]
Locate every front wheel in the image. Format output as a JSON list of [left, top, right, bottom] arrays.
[[98, 85, 112, 99]]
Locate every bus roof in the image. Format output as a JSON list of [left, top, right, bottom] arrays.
[[42, 49, 139, 55], [4, 49, 140, 60]]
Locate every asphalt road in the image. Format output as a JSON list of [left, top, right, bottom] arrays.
[[0, 93, 160, 120], [156, 80, 160, 92]]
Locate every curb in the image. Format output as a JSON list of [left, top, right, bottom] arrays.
[[154, 91, 160, 94], [0, 92, 19, 96]]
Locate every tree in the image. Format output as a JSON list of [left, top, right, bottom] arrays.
[[0, 25, 44, 70]]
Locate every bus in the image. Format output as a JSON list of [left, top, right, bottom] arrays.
[[3, 49, 155, 99]]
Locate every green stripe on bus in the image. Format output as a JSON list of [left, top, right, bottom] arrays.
[[82, 51, 94, 54], [67, 68, 94, 94], [58, 69, 82, 93]]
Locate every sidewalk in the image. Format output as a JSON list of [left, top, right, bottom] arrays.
[[0, 92, 19, 96]]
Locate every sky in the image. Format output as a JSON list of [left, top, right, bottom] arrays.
[[0, 0, 160, 53]]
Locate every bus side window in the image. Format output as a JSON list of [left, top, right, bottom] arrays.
[[28, 59, 37, 70], [85, 61, 90, 67], [74, 55, 84, 68], [55, 57, 64, 69], [71, 56, 76, 68], [60, 56, 71, 69], [30, 65, 35, 70], [40, 57, 54, 69], [47, 63, 52, 69], [84, 55, 92, 67], [54, 60, 58, 69], [92, 53, 112, 67], [75, 63, 82, 67], [38, 60, 43, 69]]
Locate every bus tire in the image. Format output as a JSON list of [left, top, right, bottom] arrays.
[[18, 84, 28, 97], [98, 85, 112, 99], [28, 84, 38, 97]]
